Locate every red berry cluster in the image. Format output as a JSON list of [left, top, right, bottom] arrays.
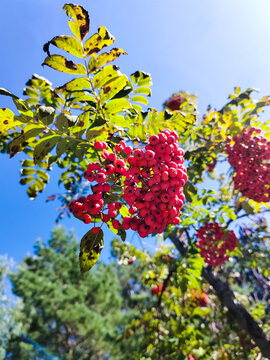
[[122, 130, 187, 237], [226, 127, 270, 203], [151, 284, 163, 295], [70, 129, 187, 238], [165, 96, 183, 111], [196, 223, 237, 267], [188, 355, 196, 360]]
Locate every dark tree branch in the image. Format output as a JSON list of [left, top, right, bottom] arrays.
[[169, 233, 270, 359]]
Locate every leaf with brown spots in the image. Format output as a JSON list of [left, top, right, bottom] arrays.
[[100, 75, 129, 103], [55, 77, 91, 93], [43, 35, 84, 58], [84, 26, 115, 56], [0, 108, 20, 133], [42, 55, 86, 75], [10, 124, 45, 158], [33, 134, 61, 164], [63, 4, 90, 41], [79, 228, 104, 273], [88, 48, 127, 73], [92, 65, 120, 89]]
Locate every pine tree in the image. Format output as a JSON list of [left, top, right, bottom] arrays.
[[5, 227, 125, 360]]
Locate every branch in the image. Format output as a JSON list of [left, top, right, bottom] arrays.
[[169, 233, 270, 359]]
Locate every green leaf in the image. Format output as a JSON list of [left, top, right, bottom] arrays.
[[37, 106, 55, 126], [43, 36, 84, 58], [84, 26, 115, 56], [21, 159, 35, 167], [33, 134, 61, 164], [27, 183, 39, 199], [128, 126, 138, 139], [69, 111, 90, 137], [13, 99, 34, 119], [55, 77, 91, 93], [88, 48, 127, 72], [55, 112, 77, 131], [0, 108, 19, 132], [130, 71, 152, 86], [10, 124, 45, 158], [100, 75, 129, 102], [104, 99, 131, 115], [79, 228, 104, 273], [137, 125, 147, 141], [20, 176, 35, 185], [135, 86, 151, 96], [118, 228, 126, 242], [56, 137, 77, 157], [85, 127, 106, 141], [242, 201, 255, 215], [119, 204, 129, 218], [42, 55, 86, 75], [92, 65, 120, 89], [36, 170, 49, 183], [63, 4, 89, 41], [110, 115, 130, 128], [20, 168, 36, 176], [0, 87, 19, 99], [132, 95, 148, 105]]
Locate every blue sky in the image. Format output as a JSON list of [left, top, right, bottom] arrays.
[[1, 0, 270, 263]]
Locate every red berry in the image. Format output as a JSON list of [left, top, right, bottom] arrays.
[[91, 227, 100, 234], [112, 219, 121, 229], [94, 141, 104, 150], [82, 214, 92, 224]]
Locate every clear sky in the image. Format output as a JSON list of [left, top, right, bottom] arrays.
[[1, 0, 270, 263]]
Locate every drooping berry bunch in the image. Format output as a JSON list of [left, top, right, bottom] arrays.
[[226, 127, 270, 203], [122, 130, 187, 237], [70, 129, 187, 238], [165, 96, 184, 111], [196, 223, 238, 267]]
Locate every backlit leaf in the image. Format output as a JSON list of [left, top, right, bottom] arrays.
[[84, 26, 115, 56], [88, 48, 127, 72], [42, 55, 86, 75], [93, 65, 120, 89], [55, 77, 91, 93], [63, 4, 89, 41], [43, 36, 84, 58], [104, 99, 131, 114], [135, 86, 151, 96], [130, 71, 152, 86], [100, 75, 129, 102], [0, 108, 19, 132], [132, 95, 148, 105]]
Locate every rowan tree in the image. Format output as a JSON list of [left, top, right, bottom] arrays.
[[1, 4, 270, 359]]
